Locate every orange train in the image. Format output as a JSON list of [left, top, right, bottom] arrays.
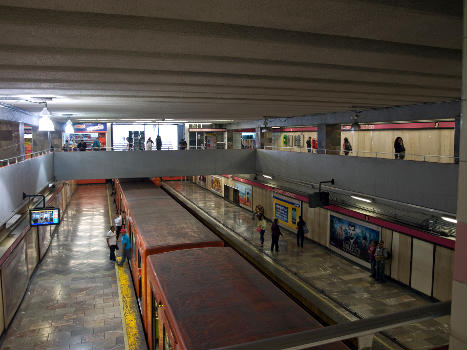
[[115, 178, 349, 350]]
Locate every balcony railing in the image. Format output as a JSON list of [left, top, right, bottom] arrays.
[[0, 149, 52, 167], [262, 146, 458, 163]]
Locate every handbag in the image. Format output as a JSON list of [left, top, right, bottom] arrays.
[[303, 224, 309, 234]]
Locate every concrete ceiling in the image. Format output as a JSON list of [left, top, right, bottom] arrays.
[[0, 0, 462, 122]]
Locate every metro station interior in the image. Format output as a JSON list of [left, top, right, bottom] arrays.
[[0, 1, 466, 350]]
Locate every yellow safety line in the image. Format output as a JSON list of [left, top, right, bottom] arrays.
[[106, 185, 130, 350]]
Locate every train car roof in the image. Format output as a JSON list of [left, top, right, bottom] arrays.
[[120, 180, 222, 251], [147, 247, 348, 350]]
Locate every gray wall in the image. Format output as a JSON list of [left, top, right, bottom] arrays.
[[54, 150, 256, 180], [0, 153, 54, 226], [256, 150, 458, 214]]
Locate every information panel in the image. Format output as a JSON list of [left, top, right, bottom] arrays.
[[30, 208, 60, 226], [273, 193, 301, 231]]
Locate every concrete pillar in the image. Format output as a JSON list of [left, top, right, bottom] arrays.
[[255, 126, 261, 149], [449, 1, 467, 349], [19, 122, 24, 156], [317, 124, 341, 154]]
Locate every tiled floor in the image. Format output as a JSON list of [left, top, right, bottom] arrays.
[[167, 181, 450, 350], [0, 185, 125, 350]]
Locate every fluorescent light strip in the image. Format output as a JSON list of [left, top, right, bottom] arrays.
[[442, 216, 457, 224], [351, 195, 372, 203], [263, 175, 272, 179]]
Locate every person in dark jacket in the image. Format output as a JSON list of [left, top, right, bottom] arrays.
[[306, 137, 312, 153], [77, 140, 87, 151], [296, 216, 306, 248], [156, 135, 162, 150], [270, 218, 283, 252], [343, 137, 352, 156], [394, 137, 405, 159]]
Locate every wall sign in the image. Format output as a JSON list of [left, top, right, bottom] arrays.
[[273, 193, 301, 230], [234, 182, 252, 210], [73, 123, 107, 133]]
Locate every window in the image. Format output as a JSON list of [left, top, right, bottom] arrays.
[[151, 291, 159, 350]]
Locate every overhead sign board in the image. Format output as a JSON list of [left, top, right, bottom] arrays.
[[73, 123, 107, 133]]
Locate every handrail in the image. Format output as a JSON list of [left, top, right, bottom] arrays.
[[0, 149, 52, 167], [262, 146, 458, 163], [215, 301, 451, 350]]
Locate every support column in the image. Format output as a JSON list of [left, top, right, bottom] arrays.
[[454, 116, 460, 163], [317, 124, 341, 154], [449, 1, 467, 349], [19, 122, 24, 156]]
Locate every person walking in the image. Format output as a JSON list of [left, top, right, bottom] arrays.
[[114, 211, 123, 240], [306, 137, 312, 153], [394, 137, 406, 160], [257, 214, 266, 246], [296, 216, 306, 248], [343, 137, 352, 155], [270, 218, 283, 252], [156, 135, 162, 150], [374, 240, 389, 282], [146, 137, 154, 151], [106, 226, 118, 262], [117, 228, 131, 267]]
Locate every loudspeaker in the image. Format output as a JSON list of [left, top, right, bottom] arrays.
[[308, 192, 330, 208]]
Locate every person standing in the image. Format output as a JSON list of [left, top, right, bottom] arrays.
[[179, 138, 187, 150], [306, 137, 312, 153], [270, 218, 283, 252], [156, 135, 162, 150], [92, 139, 100, 151], [146, 137, 154, 151], [296, 216, 306, 248], [374, 241, 389, 282], [257, 214, 266, 247], [394, 137, 405, 160], [77, 140, 87, 151], [117, 228, 131, 267], [368, 240, 376, 278], [343, 137, 352, 155], [114, 211, 123, 240], [106, 226, 118, 262]]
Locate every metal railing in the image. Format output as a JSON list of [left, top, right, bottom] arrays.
[[0, 149, 52, 167], [262, 146, 458, 163]]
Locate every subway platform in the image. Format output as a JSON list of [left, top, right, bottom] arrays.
[[164, 180, 450, 350], [0, 185, 145, 350]]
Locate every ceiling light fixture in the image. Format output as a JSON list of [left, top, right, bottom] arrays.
[[38, 104, 54, 131], [263, 175, 272, 179], [64, 120, 74, 134], [351, 195, 372, 203], [441, 216, 457, 224], [271, 126, 281, 129]]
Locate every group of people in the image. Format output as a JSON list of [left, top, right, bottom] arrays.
[[255, 207, 390, 283], [62, 139, 101, 151], [145, 136, 163, 150], [306, 136, 406, 159], [105, 210, 131, 266]]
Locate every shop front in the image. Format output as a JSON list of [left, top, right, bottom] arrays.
[[65, 123, 107, 151]]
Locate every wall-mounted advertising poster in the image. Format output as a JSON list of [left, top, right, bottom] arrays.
[[196, 176, 206, 188], [273, 193, 301, 231], [210, 176, 223, 196], [329, 213, 381, 267], [234, 182, 252, 210]]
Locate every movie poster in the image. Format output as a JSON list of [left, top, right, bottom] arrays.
[[234, 182, 252, 210], [329, 213, 380, 266], [273, 193, 301, 231], [210, 176, 223, 196]]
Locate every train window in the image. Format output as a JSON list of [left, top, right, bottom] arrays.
[[163, 325, 173, 350], [137, 250, 142, 268], [138, 277, 142, 299]]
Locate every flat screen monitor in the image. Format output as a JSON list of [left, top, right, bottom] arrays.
[[30, 208, 60, 226]]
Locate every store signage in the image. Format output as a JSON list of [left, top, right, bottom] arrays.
[[73, 123, 107, 133]]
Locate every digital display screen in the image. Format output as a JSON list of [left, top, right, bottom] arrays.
[[30, 208, 60, 226]]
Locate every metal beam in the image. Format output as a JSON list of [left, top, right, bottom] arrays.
[[228, 101, 461, 129], [214, 301, 451, 350]]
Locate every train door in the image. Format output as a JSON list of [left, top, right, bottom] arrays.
[[162, 325, 173, 350], [128, 223, 133, 267], [137, 249, 142, 301], [151, 291, 159, 349]]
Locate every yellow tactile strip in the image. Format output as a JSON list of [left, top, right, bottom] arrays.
[[106, 184, 147, 350]]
